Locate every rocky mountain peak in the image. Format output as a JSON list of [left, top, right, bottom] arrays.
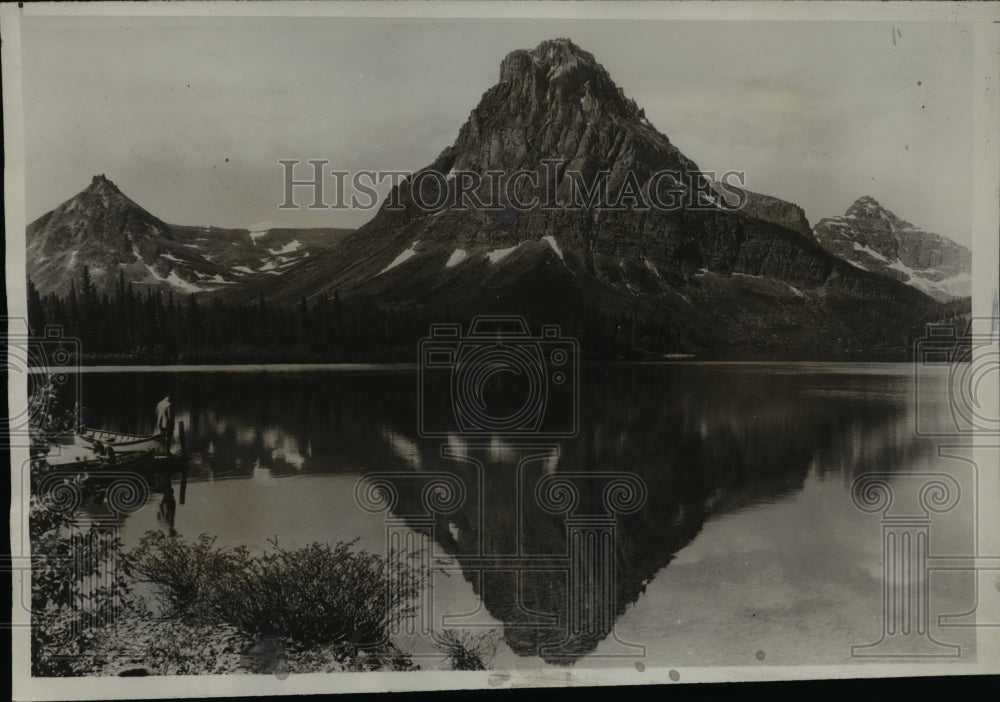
[[813, 196, 970, 300], [27, 174, 347, 298], [62, 173, 139, 218], [401, 37, 694, 220], [845, 195, 905, 226], [851, 195, 881, 208], [493, 38, 640, 125], [500, 38, 596, 79], [84, 173, 125, 197]]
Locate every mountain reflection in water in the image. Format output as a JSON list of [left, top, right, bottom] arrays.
[[80, 364, 938, 663]]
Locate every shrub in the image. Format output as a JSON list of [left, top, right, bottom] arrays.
[[125, 533, 248, 620], [127, 534, 423, 656], [434, 629, 499, 670], [30, 489, 130, 676]]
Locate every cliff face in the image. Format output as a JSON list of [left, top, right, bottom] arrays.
[[722, 186, 812, 238], [813, 196, 971, 301]]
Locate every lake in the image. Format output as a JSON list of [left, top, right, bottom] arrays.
[[71, 363, 977, 669]]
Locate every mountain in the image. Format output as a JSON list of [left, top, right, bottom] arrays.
[[812, 196, 971, 302], [256, 38, 954, 355], [26, 175, 349, 298]]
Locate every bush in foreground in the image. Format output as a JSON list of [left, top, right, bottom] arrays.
[[126, 532, 421, 669]]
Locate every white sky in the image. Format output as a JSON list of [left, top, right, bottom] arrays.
[[21, 17, 974, 244]]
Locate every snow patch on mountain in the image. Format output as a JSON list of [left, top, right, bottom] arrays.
[[541, 235, 563, 260], [268, 240, 302, 255], [379, 241, 420, 275], [487, 243, 521, 264], [852, 242, 890, 264], [644, 257, 662, 279], [136, 262, 202, 294], [446, 249, 468, 268], [814, 196, 971, 301], [935, 272, 972, 298]]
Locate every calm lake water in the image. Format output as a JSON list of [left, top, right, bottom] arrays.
[[73, 363, 976, 668]]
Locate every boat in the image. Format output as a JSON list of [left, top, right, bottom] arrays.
[[79, 426, 165, 455], [39, 421, 192, 504], [44, 425, 188, 475]]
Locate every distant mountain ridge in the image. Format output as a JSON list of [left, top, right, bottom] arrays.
[[26, 174, 349, 298], [812, 196, 971, 301], [26, 39, 967, 357]]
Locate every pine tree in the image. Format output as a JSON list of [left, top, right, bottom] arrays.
[[27, 279, 46, 336]]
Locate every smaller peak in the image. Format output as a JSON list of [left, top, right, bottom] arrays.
[[846, 195, 888, 217], [853, 195, 881, 206]]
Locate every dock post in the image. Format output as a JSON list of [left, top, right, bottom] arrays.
[[178, 421, 188, 505]]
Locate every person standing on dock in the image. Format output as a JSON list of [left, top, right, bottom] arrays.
[[155, 392, 175, 455]]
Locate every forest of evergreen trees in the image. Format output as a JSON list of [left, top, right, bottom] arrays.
[[25, 267, 688, 364], [25, 267, 971, 365]]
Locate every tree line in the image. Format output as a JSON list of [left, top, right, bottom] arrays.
[[26, 267, 971, 364], [27, 268, 685, 363], [28, 268, 426, 363]]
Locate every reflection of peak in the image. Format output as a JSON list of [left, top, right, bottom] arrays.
[[85, 363, 920, 664], [369, 366, 913, 664]]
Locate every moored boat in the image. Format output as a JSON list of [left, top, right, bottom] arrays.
[[79, 426, 164, 455]]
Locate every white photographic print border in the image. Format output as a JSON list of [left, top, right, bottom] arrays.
[[5, 1, 999, 699]]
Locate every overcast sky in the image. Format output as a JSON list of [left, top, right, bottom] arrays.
[[21, 16, 974, 244]]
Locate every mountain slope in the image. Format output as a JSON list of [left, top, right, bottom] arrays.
[[259, 38, 951, 354], [812, 196, 971, 301], [26, 175, 349, 298]]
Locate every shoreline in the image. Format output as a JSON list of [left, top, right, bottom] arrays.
[[23, 358, 937, 374]]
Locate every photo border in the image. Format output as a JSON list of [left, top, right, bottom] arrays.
[[4, 1, 999, 699]]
